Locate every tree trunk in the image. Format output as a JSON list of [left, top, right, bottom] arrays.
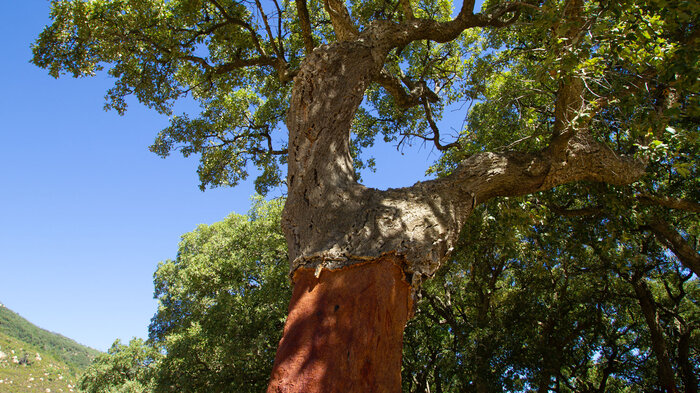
[[677, 325, 697, 393], [631, 278, 680, 393], [267, 254, 413, 392], [272, 19, 646, 390]]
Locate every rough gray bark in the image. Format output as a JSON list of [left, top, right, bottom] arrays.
[[282, 11, 646, 284], [283, 55, 644, 281]]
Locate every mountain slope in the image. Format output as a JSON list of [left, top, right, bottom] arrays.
[[0, 302, 99, 372], [0, 331, 80, 393]]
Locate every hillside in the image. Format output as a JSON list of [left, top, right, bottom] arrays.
[[0, 331, 80, 393], [0, 302, 99, 372]]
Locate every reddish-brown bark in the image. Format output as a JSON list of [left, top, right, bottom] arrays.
[[267, 254, 413, 393]]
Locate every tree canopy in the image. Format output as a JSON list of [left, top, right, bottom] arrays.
[[33, 0, 698, 272], [33, 0, 697, 193], [403, 196, 699, 392]]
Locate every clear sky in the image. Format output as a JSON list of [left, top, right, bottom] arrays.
[[0, 1, 446, 351]]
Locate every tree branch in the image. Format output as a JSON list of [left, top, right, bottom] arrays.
[[422, 100, 460, 151], [433, 133, 645, 206], [423, 291, 464, 340], [295, 0, 315, 54], [637, 194, 700, 214], [547, 0, 587, 156], [271, 0, 285, 57], [645, 218, 700, 277], [629, 277, 681, 393], [209, 0, 296, 82], [324, 0, 358, 41], [373, 68, 439, 109], [399, 0, 415, 20], [182, 55, 277, 74], [207, 0, 266, 57], [254, 0, 283, 59], [547, 204, 603, 218], [384, 2, 525, 46]]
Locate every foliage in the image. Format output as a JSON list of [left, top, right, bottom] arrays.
[[430, 0, 698, 175], [36, 0, 697, 191], [78, 338, 161, 393], [402, 198, 699, 392], [0, 303, 100, 372], [404, 1, 700, 388], [76, 195, 698, 392], [149, 196, 288, 392]]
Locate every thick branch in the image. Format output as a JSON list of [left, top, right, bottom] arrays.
[[630, 278, 680, 393], [678, 325, 699, 393], [638, 194, 700, 214], [383, 2, 524, 46], [437, 133, 645, 206], [374, 68, 439, 109], [324, 0, 358, 41], [295, 0, 315, 54], [399, 0, 415, 20], [646, 218, 700, 277], [183, 54, 277, 74], [548, 0, 587, 155]]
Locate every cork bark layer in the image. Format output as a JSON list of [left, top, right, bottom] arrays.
[[267, 254, 413, 393]]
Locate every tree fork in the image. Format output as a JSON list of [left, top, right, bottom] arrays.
[[276, 16, 646, 392]]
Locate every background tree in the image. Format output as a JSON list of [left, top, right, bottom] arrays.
[[77, 197, 290, 393], [149, 197, 289, 392], [77, 196, 697, 392], [78, 338, 161, 393], [34, 0, 698, 390], [403, 196, 698, 392]]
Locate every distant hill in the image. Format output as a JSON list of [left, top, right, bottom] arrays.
[[0, 303, 100, 376], [0, 331, 80, 393]]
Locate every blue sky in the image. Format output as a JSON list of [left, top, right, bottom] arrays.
[[0, 1, 445, 351]]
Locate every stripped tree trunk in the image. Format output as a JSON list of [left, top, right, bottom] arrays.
[[268, 2, 645, 389], [267, 254, 412, 392]]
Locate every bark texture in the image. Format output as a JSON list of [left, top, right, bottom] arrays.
[[282, 37, 645, 283], [267, 254, 413, 393]]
